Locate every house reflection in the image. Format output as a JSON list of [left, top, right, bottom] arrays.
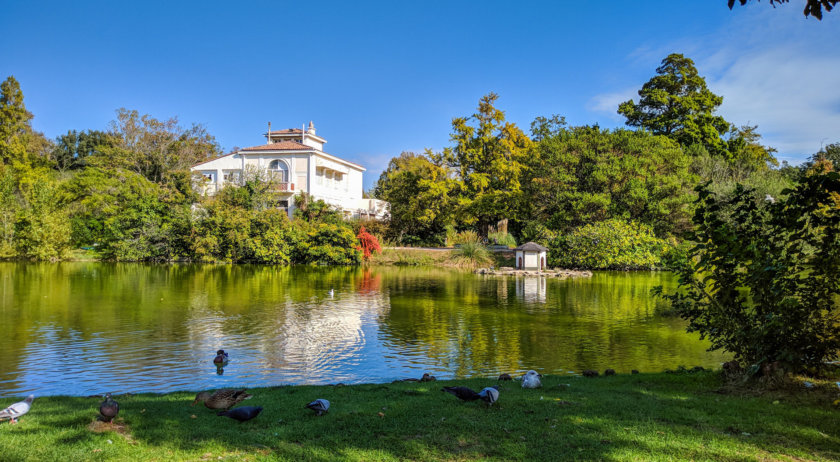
[[515, 276, 546, 303]]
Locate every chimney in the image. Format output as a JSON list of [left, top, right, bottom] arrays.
[[308, 120, 316, 136], [267, 121, 271, 143]]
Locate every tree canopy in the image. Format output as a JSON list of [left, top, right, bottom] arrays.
[[618, 54, 732, 158]]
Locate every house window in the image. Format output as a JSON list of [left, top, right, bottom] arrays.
[[202, 172, 216, 182], [268, 160, 289, 182], [223, 170, 241, 184]]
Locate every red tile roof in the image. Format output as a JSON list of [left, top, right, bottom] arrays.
[[240, 141, 312, 151], [266, 128, 303, 135]]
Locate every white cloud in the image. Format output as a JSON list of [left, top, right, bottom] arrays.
[[586, 89, 638, 121]]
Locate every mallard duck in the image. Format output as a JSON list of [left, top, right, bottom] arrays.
[[192, 389, 251, 410], [478, 386, 499, 406], [498, 373, 513, 381], [441, 386, 481, 402], [0, 395, 33, 424], [522, 370, 542, 389], [99, 393, 119, 422], [420, 373, 436, 382], [305, 399, 330, 416], [217, 406, 262, 422], [213, 349, 229, 365]]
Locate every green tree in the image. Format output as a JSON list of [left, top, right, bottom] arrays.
[[726, 125, 779, 169], [0, 165, 18, 257], [728, 0, 837, 19], [53, 130, 115, 172], [102, 108, 221, 184], [618, 54, 732, 158], [547, 219, 674, 270], [293, 192, 343, 224], [440, 93, 533, 233], [657, 174, 840, 371], [373, 151, 456, 245], [13, 168, 72, 261], [0, 76, 31, 167], [523, 125, 695, 236]]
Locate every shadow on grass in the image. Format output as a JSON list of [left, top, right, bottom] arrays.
[[2, 373, 839, 461]]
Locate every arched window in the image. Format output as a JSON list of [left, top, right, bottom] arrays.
[[268, 160, 289, 182]]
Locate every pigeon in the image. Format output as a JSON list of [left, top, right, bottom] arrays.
[[99, 393, 120, 423], [213, 349, 229, 365], [478, 386, 500, 406], [441, 386, 481, 402], [522, 370, 542, 389], [305, 399, 330, 416], [0, 395, 34, 424], [217, 406, 262, 422]]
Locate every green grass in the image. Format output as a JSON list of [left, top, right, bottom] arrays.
[[1, 372, 838, 461]]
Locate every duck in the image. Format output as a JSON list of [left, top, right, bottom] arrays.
[[192, 389, 252, 410], [213, 349, 229, 365], [0, 395, 34, 424], [441, 386, 481, 402], [98, 393, 119, 423], [217, 406, 262, 422], [521, 370, 543, 389], [498, 373, 513, 381], [305, 399, 330, 416], [420, 373, 437, 382], [478, 386, 500, 406]]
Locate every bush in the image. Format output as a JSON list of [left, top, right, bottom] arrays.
[[449, 241, 493, 268], [247, 208, 297, 264], [297, 222, 362, 265], [657, 174, 840, 372], [13, 169, 71, 261], [357, 226, 381, 261], [488, 231, 516, 247], [548, 219, 672, 270], [451, 230, 480, 245]]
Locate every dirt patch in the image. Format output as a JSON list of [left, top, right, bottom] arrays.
[[87, 418, 135, 443]]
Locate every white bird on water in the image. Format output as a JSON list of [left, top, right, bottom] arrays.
[[522, 370, 543, 389], [0, 395, 34, 424], [328, 289, 335, 298]]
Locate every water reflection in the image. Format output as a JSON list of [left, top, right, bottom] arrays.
[[0, 263, 727, 398]]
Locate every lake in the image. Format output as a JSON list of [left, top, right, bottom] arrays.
[[0, 263, 727, 398]]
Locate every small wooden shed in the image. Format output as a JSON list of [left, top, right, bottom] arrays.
[[514, 242, 548, 270]]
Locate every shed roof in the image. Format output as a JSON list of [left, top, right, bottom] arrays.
[[514, 242, 548, 252]]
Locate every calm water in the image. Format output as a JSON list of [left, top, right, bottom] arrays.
[[0, 263, 727, 398]]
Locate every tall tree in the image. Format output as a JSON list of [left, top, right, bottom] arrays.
[[53, 130, 115, 172], [440, 93, 533, 233], [0, 76, 33, 167], [728, 0, 837, 19], [618, 54, 732, 158], [100, 108, 221, 184], [374, 151, 456, 245]]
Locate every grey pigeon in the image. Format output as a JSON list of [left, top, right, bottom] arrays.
[[0, 395, 34, 424], [441, 386, 481, 402], [217, 406, 263, 422], [478, 386, 499, 406], [305, 399, 330, 416], [99, 393, 119, 422]]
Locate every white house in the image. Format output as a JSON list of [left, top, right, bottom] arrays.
[[191, 122, 388, 219], [514, 242, 548, 271]]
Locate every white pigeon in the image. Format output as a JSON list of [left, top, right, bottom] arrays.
[[521, 370, 542, 389], [477, 386, 499, 406], [305, 398, 330, 416], [0, 395, 34, 424]]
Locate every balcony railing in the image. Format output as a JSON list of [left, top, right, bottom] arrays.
[[273, 182, 295, 192]]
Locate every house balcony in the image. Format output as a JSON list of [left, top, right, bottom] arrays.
[[272, 182, 295, 193]]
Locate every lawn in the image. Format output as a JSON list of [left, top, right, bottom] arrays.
[[1, 372, 838, 461]]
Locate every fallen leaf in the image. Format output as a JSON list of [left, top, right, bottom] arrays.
[[190, 414, 197, 419], [377, 412, 385, 418]]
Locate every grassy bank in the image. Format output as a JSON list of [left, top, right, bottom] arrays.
[[371, 247, 513, 268], [1, 372, 838, 461]]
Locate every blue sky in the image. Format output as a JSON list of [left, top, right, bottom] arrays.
[[3, 1, 838, 190]]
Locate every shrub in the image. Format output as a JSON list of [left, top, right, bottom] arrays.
[[449, 241, 493, 268], [297, 222, 362, 265], [656, 175, 840, 372], [548, 219, 672, 270], [247, 208, 297, 264], [488, 231, 516, 247], [357, 226, 381, 261], [452, 230, 480, 245]]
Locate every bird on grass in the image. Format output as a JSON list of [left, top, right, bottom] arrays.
[[522, 370, 542, 389], [192, 389, 252, 410], [0, 395, 34, 424], [99, 393, 119, 422], [441, 386, 481, 402], [213, 349, 229, 366], [478, 386, 500, 406], [217, 406, 262, 422], [305, 399, 330, 416]]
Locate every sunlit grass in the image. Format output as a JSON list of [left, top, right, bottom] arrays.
[[1, 372, 838, 461]]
